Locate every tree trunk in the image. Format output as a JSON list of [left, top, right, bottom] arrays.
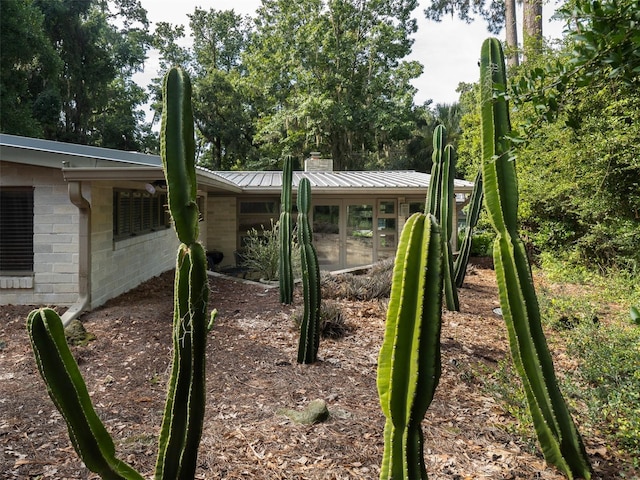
[[523, 0, 543, 60], [505, 0, 519, 67]]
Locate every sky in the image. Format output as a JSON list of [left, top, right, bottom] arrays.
[[135, 0, 565, 108]]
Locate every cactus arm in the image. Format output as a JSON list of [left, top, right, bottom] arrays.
[[440, 145, 460, 311], [480, 37, 591, 479], [454, 168, 484, 287], [155, 66, 210, 480], [426, 125, 446, 218], [279, 156, 294, 304], [27, 308, 143, 480], [377, 213, 443, 479], [426, 125, 459, 311], [155, 243, 209, 480], [160, 67, 199, 246], [296, 178, 321, 364]]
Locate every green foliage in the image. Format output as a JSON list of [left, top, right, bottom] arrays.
[[0, 0, 61, 136], [566, 320, 640, 462], [26, 67, 210, 480], [242, 220, 300, 282], [513, 81, 640, 272], [297, 178, 322, 364], [480, 37, 591, 479], [244, 0, 422, 170], [1, 0, 155, 149], [534, 271, 640, 465], [377, 213, 443, 480], [469, 231, 495, 257]]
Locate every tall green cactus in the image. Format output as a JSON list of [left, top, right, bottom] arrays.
[[26, 66, 211, 480], [296, 178, 321, 364], [426, 125, 459, 311], [453, 168, 484, 287], [279, 156, 294, 304], [377, 213, 443, 480], [480, 37, 591, 479], [155, 66, 209, 480]]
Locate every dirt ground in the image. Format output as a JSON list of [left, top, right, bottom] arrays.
[[0, 259, 636, 479]]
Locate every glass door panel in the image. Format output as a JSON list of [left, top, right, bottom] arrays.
[[312, 204, 340, 269], [346, 204, 373, 267]]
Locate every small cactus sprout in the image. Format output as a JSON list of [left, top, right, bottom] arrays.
[[480, 37, 591, 479], [26, 66, 211, 480]]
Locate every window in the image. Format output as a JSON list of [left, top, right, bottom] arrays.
[[113, 189, 169, 240], [0, 187, 34, 273]]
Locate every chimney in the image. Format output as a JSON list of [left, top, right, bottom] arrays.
[[304, 151, 333, 172]]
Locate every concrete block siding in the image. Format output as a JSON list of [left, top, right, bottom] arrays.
[[207, 196, 237, 269], [1, 166, 178, 308], [0, 163, 78, 305], [87, 183, 178, 308]]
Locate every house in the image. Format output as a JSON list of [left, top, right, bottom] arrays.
[[1, 135, 473, 319]]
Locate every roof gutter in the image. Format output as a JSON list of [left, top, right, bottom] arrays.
[[60, 182, 91, 327]]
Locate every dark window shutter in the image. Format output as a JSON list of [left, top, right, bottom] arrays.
[[0, 187, 34, 272]]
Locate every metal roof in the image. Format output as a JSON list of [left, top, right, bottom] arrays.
[[0, 133, 161, 168], [210, 170, 474, 194], [1, 134, 474, 194]]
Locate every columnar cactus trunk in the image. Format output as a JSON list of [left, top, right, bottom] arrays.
[[279, 156, 294, 304], [26, 66, 211, 480], [426, 125, 459, 311], [453, 168, 483, 287], [480, 37, 591, 480], [155, 66, 210, 480], [377, 213, 443, 480], [296, 178, 321, 364]]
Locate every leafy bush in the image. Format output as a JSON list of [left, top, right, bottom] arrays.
[[241, 220, 300, 281], [564, 320, 640, 462], [470, 231, 495, 257]]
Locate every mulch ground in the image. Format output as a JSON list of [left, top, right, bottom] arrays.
[[0, 259, 635, 479]]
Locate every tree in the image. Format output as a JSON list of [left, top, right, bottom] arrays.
[[0, 0, 61, 137], [424, 0, 544, 64], [31, 0, 154, 149], [189, 8, 257, 169], [244, 0, 422, 170]]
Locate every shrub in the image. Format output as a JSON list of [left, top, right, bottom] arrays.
[[320, 258, 393, 301], [241, 220, 300, 281], [292, 300, 349, 339]]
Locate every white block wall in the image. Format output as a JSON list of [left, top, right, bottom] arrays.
[[0, 162, 79, 306], [1, 163, 179, 308], [207, 196, 237, 268], [88, 182, 179, 308]]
